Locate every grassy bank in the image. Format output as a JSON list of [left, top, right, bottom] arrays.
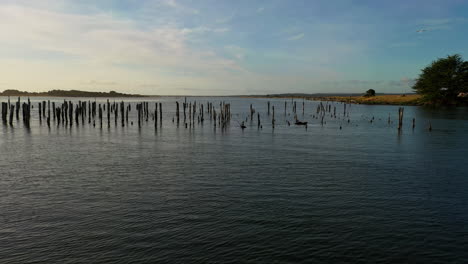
[[312, 94, 422, 106]]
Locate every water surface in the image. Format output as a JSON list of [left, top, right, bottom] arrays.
[[1, 97, 468, 263]]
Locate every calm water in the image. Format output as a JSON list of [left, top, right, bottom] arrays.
[[1, 97, 468, 263]]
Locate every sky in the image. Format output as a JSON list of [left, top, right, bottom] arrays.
[[0, 0, 467, 95]]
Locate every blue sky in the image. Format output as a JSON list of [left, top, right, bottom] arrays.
[[0, 0, 467, 95]]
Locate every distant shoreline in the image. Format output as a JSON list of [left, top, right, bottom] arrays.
[[0, 89, 147, 98], [242, 94, 422, 106], [1, 89, 423, 106]]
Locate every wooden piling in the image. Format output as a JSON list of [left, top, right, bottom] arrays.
[[1, 102, 7, 123], [272, 106, 275, 129], [9, 105, 14, 125], [398, 107, 404, 131], [176, 101, 180, 124], [155, 103, 158, 128], [16, 97, 20, 120], [39, 102, 43, 123], [159, 103, 162, 125]]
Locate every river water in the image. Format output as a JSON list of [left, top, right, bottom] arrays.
[[1, 97, 467, 263]]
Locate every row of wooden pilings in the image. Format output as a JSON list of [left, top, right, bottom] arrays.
[[1, 97, 428, 132], [1, 97, 234, 130], [1, 97, 32, 127]]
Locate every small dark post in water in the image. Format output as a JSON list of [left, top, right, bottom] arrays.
[[9, 105, 14, 125], [53, 102, 56, 121], [155, 103, 158, 128], [114, 101, 118, 126], [201, 104, 204, 123], [257, 112, 261, 128], [42, 100, 46, 119], [398, 107, 404, 131], [107, 99, 110, 128], [272, 106, 275, 129], [56, 107, 61, 125], [39, 102, 42, 123], [284, 101, 287, 115], [99, 104, 103, 128], [267, 101, 270, 115], [159, 103, 162, 124], [302, 101, 304, 115], [1, 102, 8, 123], [16, 97, 20, 120], [429, 122, 432, 131], [137, 103, 141, 128], [250, 104, 254, 121], [69, 102, 73, 127], [176, 101, 180, 124], [412, 118, 415, 129]]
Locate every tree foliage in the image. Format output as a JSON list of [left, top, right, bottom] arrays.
[[413, 54, 468, 105], [364, 89, 376, 97]]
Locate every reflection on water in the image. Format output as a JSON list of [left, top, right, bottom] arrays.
[[1, 97, 468, 263]]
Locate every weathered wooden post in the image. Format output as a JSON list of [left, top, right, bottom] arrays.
[[16, 97, 20, 120], [121, 101, 125, 127], [1, 102, 7, 123], [267, 101, 270, 115], [176, 101, 180, 124], [9, 105, 14, 125], [114, 101, 118, 126], [38, 102, 41, 122], [69, 101, 73, 127], [159, 102, 162, 125], [272, 106, 275, 129], [398, 107, 404, 131], [137, 103, 141, 128], [257, 112, 261, 128], [99, 104, 103, 128], [201, 103, 204, 123], [51, 102, 55, 121], [107, 99, 110, 128], [155, 103, 158, 128], [56, 107, 61, 125], [412, 118, 415, 129]]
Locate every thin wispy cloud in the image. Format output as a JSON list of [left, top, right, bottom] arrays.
[[287, 33, 305, 41], [161, 0, 199, 14]]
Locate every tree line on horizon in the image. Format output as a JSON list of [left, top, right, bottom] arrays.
[[0, 89, 143, 97]]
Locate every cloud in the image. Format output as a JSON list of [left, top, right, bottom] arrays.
[[216, 12, 236, 24], [417, 17, 468, 31], [182, 26, 229, 34], [0, 4, 241, 73], [225, 45, 247, 60], [257, 7, 265, 13], [287, 33, 305, 41], [81, 80, 118, 86], [389, 42, 418, 48], [160, 0, 199, 14]]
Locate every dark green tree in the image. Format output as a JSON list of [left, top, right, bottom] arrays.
[[413, 54, 468, 105], [364, 89, 376, 97]]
